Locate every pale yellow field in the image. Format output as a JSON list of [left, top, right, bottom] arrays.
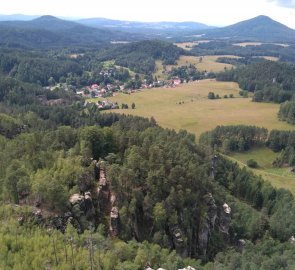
[[233, 42, 289, 48], [153, 54, 234, 79], [174, 40, 211, 50], [154, 55, 241, 78], [102, 80, 295, 139], [175, 55, 239, 73], [233, 42, 263, 47], [254, 56, 279, 61]]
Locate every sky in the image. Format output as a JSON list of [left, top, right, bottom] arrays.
[[1, 0, 295, 28]]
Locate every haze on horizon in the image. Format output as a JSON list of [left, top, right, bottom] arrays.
[[1, 0, 295, 28]]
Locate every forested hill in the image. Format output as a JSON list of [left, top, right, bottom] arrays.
[[217, 61, 295, 103], [0, 15, 140, 49], [201, 15, 295, 43], [78, 17, 212, 39], [96, 40, 185, 74]]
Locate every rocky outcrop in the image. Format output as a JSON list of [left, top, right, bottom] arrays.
[[219, 203, 231, 234], [198, 193, 217, 256], [110, 206, 119, 236], [68, 191, 96, 231], [170, 225, 187, 257], [67, 160, 120, 236], [237, 239, 246, 251], [210, 155, 219, 179]]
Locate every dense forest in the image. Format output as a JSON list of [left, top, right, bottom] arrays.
[[96, 40, 185, 74], [199, 125, 268, 153], [217, 61, 295, 103], [190, 41, 295, 62], [1, 16, 295, 267], [1, 62, 295, 269]]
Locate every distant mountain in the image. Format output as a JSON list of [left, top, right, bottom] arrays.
[[78, 17, 211, 31], [0, 14, 39, 21], [78, 17, 213, 38], [0, 16, 141, 49], [0, 15, 87, 31], [202, 15, 295, 43]]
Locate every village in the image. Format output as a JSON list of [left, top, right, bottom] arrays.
[[44, 69, 186, 110]]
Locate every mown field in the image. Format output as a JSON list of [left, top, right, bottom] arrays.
[[174, 40, 210, 50], [174, 55, 237, 72], [103, 80, 295, 139], [153, 55, 239, 79], [229, 148, 295, 195]]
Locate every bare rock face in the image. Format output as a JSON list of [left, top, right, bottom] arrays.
[[68, 192, 95, 231], [33, 209, 43, 225], [110, 206, 119, 236], [170, 225, 187, 257], [219, 203, 231, 234], [237, 239, 246, 252], [198, 193, 217, 255], [198, 221, 210, 256], [210, 155, 219, 179], [69, 194, 84, 205]]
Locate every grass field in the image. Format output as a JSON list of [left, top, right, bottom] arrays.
[[229, 148, 295, 195], [153, 55, 240, 79], [254, 56, 279, 61], [101, 80, 295, 139], [174, 40, 210, 50], [175, 55, 237, 73]]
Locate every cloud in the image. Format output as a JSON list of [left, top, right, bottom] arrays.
[[268, 0, 295, 8]]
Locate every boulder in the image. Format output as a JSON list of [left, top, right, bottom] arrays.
[[69, 193, 84, 205]]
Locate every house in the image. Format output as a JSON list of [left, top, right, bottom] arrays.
[[173, 79, 182, 86]]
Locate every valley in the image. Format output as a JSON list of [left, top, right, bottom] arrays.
[[99, 79, 295, 139], [1, 9, 295, 270]]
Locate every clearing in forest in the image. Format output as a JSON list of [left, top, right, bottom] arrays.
[[103, 79, 295, 139]]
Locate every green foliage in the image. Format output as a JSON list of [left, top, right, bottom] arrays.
[[0, 113, 22, 138], [169, 65, 203, 81], [191, 40, 295, 62], [215, 156, 295, 241], [247, 159, 258, 168], [200, 125, 268, 152], [208, 92, 215, 99], [278, 100, 295, 124], [214, 238, 295, 270], [97, 40, 184, 74], [0, 205, 203, 270], [217, 61, 295, 103]]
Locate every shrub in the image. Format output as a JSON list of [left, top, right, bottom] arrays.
[[247, 159, 258, 168]]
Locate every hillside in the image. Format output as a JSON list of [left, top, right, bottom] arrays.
[[0, 16, 140, 49], [202, 15, 295, 43], [78, 17, 212, 38], [1, 72, 295, 268], [96, 40, 185, 74]]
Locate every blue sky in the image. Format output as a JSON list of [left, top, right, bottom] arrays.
[[1, 0, 295, 28]]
